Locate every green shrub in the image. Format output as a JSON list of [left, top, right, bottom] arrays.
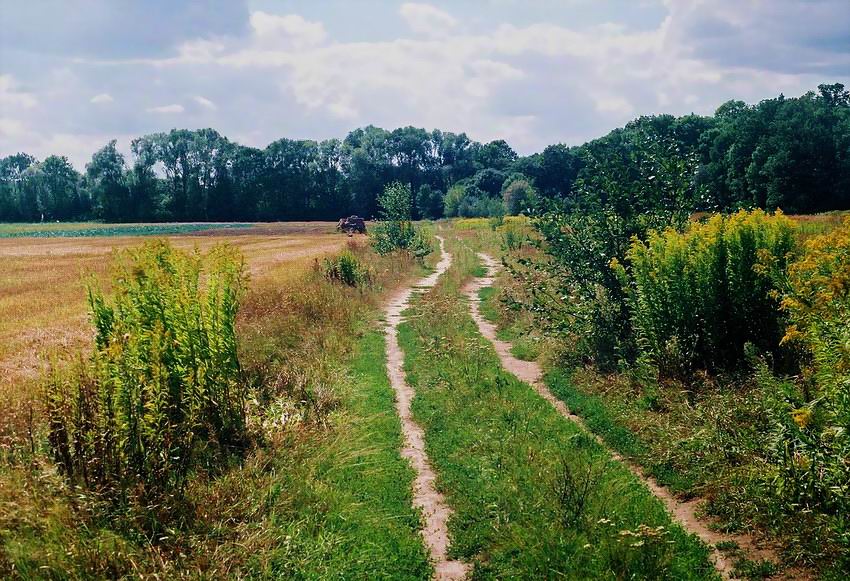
[[624, 210, 797, 376], [524, 208, 640, 370], [322, 251, 371, 287], [502, 227, 525, 251], [757, 217, 850, 528], [369, 182, 433, 258], [501, 177, 538, 215], [45, 240, 247, 512]]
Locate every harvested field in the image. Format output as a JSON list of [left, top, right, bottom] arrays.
[[0, 223, 347, 451]]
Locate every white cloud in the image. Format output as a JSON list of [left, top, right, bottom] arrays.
[[90, 93, 114, 104], [207, 16, 678, 148], [0, 117, 28, 139], [193, 95, 217, 110], [0, 119, 133, 168], [400, 3, 458, 37], [249, 12, 327, 49], [111, 6, 826, 154], [594, 95, 634, 116], [0, 74, 38, 108], [147, 103, 184, 114], [3, 2, 844, 168], [175, 38, 227, 63], [660, 0, 850, 75]]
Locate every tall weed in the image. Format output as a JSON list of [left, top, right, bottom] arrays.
[[624, 210, 797, 376], [45, 240, 247, 513], [759, 217, 850, 533], [322, 251, 372, 287]]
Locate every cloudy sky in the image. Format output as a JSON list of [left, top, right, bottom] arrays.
[[1, 0, 848, 167]]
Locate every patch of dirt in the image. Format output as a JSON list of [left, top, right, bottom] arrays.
[[464, 252, 804, 581], [384, 236, 469, 580]]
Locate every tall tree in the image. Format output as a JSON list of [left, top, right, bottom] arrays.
[[87, 141, 129, 222]]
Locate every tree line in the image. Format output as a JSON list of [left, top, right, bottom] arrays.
[[1, 83, 848, 223]]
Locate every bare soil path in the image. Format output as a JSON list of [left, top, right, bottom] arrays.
[[464, 252, 794, 581], [384, 236, 470, 580]]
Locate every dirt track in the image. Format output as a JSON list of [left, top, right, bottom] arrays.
[[384, 236, 469, 580]]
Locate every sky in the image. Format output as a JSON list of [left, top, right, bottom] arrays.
[[1, 0, 848, 168]]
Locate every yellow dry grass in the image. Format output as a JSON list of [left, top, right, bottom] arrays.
[[0, 222, 347, 450]]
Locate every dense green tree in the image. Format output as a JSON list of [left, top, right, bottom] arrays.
[[415, 183, 443, 219], [3, 84, 849, 223], [502, 176, 538, 215], [471, 168, 507, 198], [40, 155, 86, 220], [535, 144, 583, 199], [129, 136, 161, 221], [0, 153, 36, 220], [476, 139, 517, 171], [87, 141, 129, 222]]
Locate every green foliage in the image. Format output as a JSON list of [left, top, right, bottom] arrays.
[[87, 140, 130, 222], [700, 83, 850, 212], [522, 208, 647, 369], [3, 84, 849, 223], [748, 218, 850, 550], [501, 226, 524, 251], [501, 177, 538, 215], [518, 119, 704, 369], [45, 240, 247, 513], [376, 181, 412, 221], [442, 178, 507, 218], [415, 183, 443, 219], [322, 251, 371, 287], [371, 221, 433, 258], [458, 195, 504, 218], [370, 182, 433, 258], [397, 241, 715, 578], [625, 210, 797, 376]]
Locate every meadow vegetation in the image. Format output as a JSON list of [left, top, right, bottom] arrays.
[[1, 82, 849, 581], [398, 236, 717, 579], [0, 222, 251, 238], [0, 226, 438, 577], [45, 241, 248, 521], [480, 211, 850, 577]]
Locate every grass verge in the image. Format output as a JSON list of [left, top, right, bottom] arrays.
[[0, 241, 433, 578], [398, 238, 717, 579]]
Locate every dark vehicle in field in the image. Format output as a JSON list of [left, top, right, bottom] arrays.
[[337, 215, 367, 234]]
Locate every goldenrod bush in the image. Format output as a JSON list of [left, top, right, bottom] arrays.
[[765, 217, 850, 519], [45, 240, 247, 511], [624, 210, 797, 376]]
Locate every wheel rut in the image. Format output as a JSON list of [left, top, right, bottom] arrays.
[[384, 236, 469, 580], [463, 251, 794, 581]]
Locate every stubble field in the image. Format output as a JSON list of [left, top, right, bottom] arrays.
[[0, 222, 345, 453]]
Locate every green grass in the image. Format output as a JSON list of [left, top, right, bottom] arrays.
[[242, 327, 431, 578], [545, 370, 651, 466], [0, 222, 251, 238], [478, 286, 541, 361], [398, 240, 717, 579], [545, 369, 702, 495], [1, 326, 432, 579]]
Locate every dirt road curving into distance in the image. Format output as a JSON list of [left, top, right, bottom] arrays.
[[384, 236, 469, 580]]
